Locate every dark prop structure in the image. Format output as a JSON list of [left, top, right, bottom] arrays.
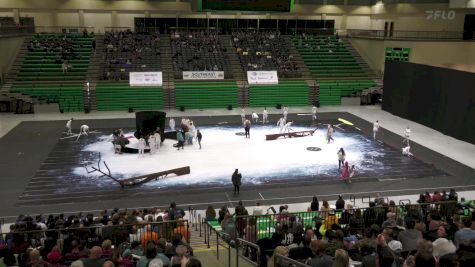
[[382, 61, 475, 145], [135, 111, 166, 141]]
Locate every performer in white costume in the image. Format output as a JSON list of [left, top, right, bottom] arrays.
[[312, 106, 317, 121], [65, 118, 73, 135], [138, 137, 146, 158], [373, 120, 380, 140], [251, 112, 259, 123], [241, 109, 246, 123], [148, 135, 156, 155], [283, 106, 288, 120], [153, 130, 161, 150], [262, 108, 268, 124], [403, 126, 411, 146], [282, 121, 293, 133], [327, 125, 335, 143], [277, 117, 286, 133], [79, 125, 89, 136], [169, 118, 176, 131], [402, 145, 413, 157]]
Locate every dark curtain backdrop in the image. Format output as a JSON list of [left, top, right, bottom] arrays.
[[382, 61, 475, 145]]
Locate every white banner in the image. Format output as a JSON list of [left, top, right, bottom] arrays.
[[129, 72, 163, 86], [247, 71, 279, 85], [182, 71, 224, 80]]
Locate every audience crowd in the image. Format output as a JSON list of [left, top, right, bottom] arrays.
[[0, 202, 202, 267], [102, 30, 161, 81], [209, 189, 475, 267], [170, 30, 228, 76], [231, 31, 299, 77]]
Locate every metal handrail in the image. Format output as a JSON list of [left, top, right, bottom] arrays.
[[236, 238, 261, 267], [1, 220, 189, 245], [274, 253, 311, 267], [347, 29, 465, 40]]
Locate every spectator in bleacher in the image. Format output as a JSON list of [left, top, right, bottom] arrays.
[[310, 196, 320, 212], [320, 200, 331, 219], [336, 195, 345, 210], [137, 242, 168, 267], [397, 217, 422, 252], [268, 246, 289, 267], [205, 205, 216, 222], [414, 239, 437, 267], [340, 204, 354, 225], [333, 249, 350, 267], [382, 212, 397, 229], [101, 239, 113, 259], [307, 240, 333, 267], [376, 234, 396, 267], [81, 246, 105, 267], [454, 217, 475, 248], [174, 219, 190, 244], [244, 217, 257, 243], [64, 240, 87, 262], [252, 202, 264, 215], [171, 245, 189, 267]]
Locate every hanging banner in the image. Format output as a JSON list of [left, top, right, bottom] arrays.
[[129, 72, 163, 86], [182, 71, 225, 80], [247, 71, 279, 85]]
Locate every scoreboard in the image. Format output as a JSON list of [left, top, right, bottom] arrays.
[[200, 0, 294, 12]]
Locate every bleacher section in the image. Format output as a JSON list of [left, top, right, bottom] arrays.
[[19, 34, 92, 81], [319, 80, 376, 105], [175, 81, 239, 109], [10, 83, 84, 112], [292, 35, 367, 79], [95, 82, 164, 111], [231, 31, 300, 78], [102, 30, 161, 80], [170, 31, 230, 79], [248, 80, 309, 107]]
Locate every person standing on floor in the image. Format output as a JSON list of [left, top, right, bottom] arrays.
[[252, 112, 259, 123], [137, 137, 146, 157], [176, 130, 185, 150], [283, 106, 289, 120], [232, 169, 242, 195], [337, 148, 346, 170], [169, 118, 176, 131], [262, 108, 268, 124], [65, 118, 73, 135], [196, 129, 202, 149], [244, 119, 251, 139], [241, 109, 246, 123], [277, 117, 286, 133], [373, 120, 380, 140], [327, 125, 335, 143], [312, 106, 317, 121], [148, 134, 156, 155], [153, 129, 161, 150], [341, 162, 350, 183]]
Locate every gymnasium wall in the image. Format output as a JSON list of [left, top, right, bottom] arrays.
[[350, 38, 475, 75], [0, 1, 470, 32], [382, 61, 475, 145]]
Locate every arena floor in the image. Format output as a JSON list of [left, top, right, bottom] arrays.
[[1, 109, 474, 220]]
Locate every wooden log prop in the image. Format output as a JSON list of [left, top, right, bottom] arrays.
[[265, 130, 316, 141], [119, 166, 190, 187], [84, 153, 190, 188]]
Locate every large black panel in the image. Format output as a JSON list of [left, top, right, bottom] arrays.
[[135, 111, 166, 139], [383, 61, 475, 144]]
